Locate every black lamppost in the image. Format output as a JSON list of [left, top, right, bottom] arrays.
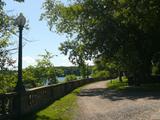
[[15, 13, 26, 92]]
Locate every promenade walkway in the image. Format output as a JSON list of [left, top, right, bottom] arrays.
[[74, 81, 160, 120]]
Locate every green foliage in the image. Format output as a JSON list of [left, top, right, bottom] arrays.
[[65, 74, 77, 82], [36, 50, 57, 85], [23, 66, 38, 88], [42, 0, 160, 83], [92, 70, 110, 79], [0, 49, 58, 92], [0, 0, 25, 68], [152, 53, 160, 75], [24, 88, 81, 120], [107, 77, 128, 91], [59, 40, 88, 78], [0, 5, 15, 38], [108, 77, 160, 92], [152, 66, 160, 75], [56, 66, 80, 76], [55, 68, 64, 77], [23, 50, 57, 88], [0, 39, 16, 70], [0, 32, 16, 93], [55, 66, 93, 78], [0, 0, 25, 93], [0, 71, 17, 93], [92, 57, 118, 79]]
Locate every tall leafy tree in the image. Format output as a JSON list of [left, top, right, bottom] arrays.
[[59, 40, 88, 78], [0, 0, 16, 70], [0, 0, 25, 70], [0, 0, 26, 93], [23, 50, 57, 88], [42, 0, 160, 83], [36, 50, 57, 85]]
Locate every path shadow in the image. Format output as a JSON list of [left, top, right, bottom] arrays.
[[78, 88, 160, 101]]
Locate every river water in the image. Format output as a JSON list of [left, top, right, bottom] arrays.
[[57, 77, 65, 82]]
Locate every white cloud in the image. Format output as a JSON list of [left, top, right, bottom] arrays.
[[14, 55, 94, 68], [23, 56, 36, 68], [53, 55, 74, 67], [86, 60, 94, 66], [53, 55, 94, 67]]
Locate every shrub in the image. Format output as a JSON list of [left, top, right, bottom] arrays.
[[91, 70, 110, 79], [65, 75, 77, 82], [152, 66, 160, 75], [107, 77, 128, 90], [0, 72, 17, 93]]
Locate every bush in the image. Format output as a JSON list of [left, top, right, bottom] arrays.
[[152, 66, 160, 75], [65, 75, 77, 82], [91, 70, 110, 78], [0, 72, 17, 93], [107, 77, 128, 91]]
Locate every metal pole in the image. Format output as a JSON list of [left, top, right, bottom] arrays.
[[15, 26, 25, 92]]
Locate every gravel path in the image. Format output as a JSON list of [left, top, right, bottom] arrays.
[[74, 81, 160, 120]]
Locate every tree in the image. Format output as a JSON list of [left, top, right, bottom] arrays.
[[59, 40, 88, 78], [55, 66, 81, 76], [0, 0, 28, 70], [0, 40, 16, 92], [22, 50, 58, 88], [0, 0, 26, 93], [36, 50, 57, 85], [0, 39, 16, 70], [55, 68, 64, 77], [64, 74, 77, 82], [0, 0, 18, 70], [42, 0, 160, 84], [0, 0, 24, 42], [0, 70, 17, 93], [23, 65, 37, 88], [92, 57, 118, 79]]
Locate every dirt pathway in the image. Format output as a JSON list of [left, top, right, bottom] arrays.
[[74, 80, 160, 120]]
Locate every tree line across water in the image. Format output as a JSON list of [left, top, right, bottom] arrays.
[[0, 50, 91, 93], [0, 50, 112, 93], [1, 0, 160, 93]]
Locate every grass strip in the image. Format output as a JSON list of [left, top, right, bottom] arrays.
[[25, 88, 81, 120], [107, 77, 160, 92], [107, 77, 128, 91]]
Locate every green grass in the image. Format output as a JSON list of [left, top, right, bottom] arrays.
[[107, 77, 160, 92], [25, 88, 81, 120], [107, 77, 128, 91], [125, 83, 160, 92]]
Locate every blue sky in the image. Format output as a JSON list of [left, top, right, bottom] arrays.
[[5, 0, 74, 68]]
